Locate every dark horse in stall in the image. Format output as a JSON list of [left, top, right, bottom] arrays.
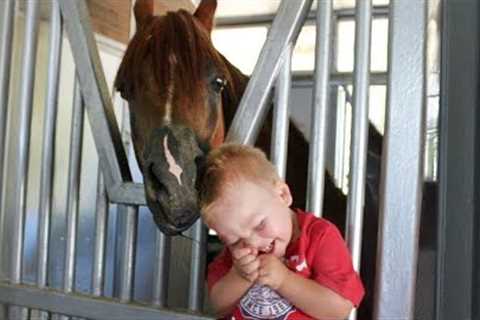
[[114, 0, 403, 318]]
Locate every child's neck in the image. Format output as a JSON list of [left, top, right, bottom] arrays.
[[289, 208, 300, 244]]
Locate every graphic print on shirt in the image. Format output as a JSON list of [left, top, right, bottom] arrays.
[[288, 255, 308, 272], [239, 283, 296, 319]]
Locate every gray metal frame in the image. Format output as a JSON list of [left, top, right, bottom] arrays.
[[59, 0, 132, 193], [63, 78, 85, 296], [36, 5, 63, 319], [3, 2, 40, 319], [37, 0, 63, 292], [215, 5, 389, 28], [8, 0, 39, 287], [346, 1, 372, 319], [271, 45, 293, 179], [91, 173, 108, 297], [436, 0, 480, 319], [0, 0, 430, 318], [373, 0, 426, 319], [225, 0, 314, 145], [306, 0, 333, 215], [188, 221, 207, 311], [113, 104, 139, 303], [0, 1, 15, 251], [0, 283, 211, 320]]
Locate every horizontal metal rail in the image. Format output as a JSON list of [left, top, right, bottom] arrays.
[[216, 5, 389, 27], [109, 182, 145, 205], [293, 71, 387, 88], [0, 283, 212, 320]]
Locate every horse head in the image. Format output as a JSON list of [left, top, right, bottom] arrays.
[[115, 0, 245, 235]]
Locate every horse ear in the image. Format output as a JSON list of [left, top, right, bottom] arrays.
[[134, 0, 154, 30], [193, 0, 217, 34]]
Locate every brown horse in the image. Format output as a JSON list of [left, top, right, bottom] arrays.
[[115, 0, 384, 317], [114, 0, 383, 235]]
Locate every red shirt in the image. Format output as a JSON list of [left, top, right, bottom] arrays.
[[207, 210, 364, 320]]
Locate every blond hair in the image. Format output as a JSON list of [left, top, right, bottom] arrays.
[[198, 144, 280, 213]]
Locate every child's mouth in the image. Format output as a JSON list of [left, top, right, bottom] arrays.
[[259, 241, 275, 254]]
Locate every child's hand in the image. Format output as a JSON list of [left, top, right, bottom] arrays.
[[230, 242, 259, 283], [257, 254, 290, 290]]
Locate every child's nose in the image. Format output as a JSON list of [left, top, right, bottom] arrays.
[[244, 234, 262, 249]]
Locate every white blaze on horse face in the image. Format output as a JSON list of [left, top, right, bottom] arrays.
[[163, 54, 177, 123], [163, 135, 183, 186], [164, 86, 173, 123]]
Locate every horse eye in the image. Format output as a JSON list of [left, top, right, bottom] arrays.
[[212, 77, 227, 93]]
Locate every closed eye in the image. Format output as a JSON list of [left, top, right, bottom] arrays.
[[227, 239, 240, 247], [254, 220, 266, 232]]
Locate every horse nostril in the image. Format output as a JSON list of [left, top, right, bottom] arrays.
[[171, 209, 197, 226], [147, 163, 169, 199]]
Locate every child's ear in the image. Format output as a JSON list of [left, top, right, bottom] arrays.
[[276, 181, 293, 207]]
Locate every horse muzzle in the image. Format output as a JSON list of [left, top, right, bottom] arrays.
[[142, 124, 205, 235]]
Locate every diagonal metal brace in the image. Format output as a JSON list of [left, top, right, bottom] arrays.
[[59, 0, 132, 195], [226, 0, 314, 145]]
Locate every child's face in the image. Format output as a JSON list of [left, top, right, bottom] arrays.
[[205, 179, 295, 258]]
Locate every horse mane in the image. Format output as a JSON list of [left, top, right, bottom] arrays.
[[115, 10, 238, 105]]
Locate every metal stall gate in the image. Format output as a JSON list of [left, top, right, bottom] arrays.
[[0, 0, 427, 320]]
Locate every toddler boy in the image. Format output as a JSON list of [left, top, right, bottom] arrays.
[[199, 144, 364, 319]]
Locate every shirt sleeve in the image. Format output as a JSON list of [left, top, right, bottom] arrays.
[[207, 248, 233, 292], [310, 224, 365, 307]]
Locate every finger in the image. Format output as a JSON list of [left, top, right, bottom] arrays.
[[231, 240, 250, 251], [231, 247, 251, 260], [241, 259, 260, 274], [246, 271, 259, 282], [237, 254, 257, 266]]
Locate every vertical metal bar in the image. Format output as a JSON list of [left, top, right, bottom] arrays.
[[326, 13, 339, 184], [35, 3, 63, 319], [271, 45, 292, 180], [0, 0, 14, 314], [9, 0, 39, 284], [373, 0, 426, 319], [91, 173, 109, 296], [37, 0, 63, 289], [114, 205, 138, 302], [436, 1, 478, 319], [225, 0, 314, 145], [306, 0, 333, 216], [188, 220, 207, 311], [152, 230, 170, 307], [330, 13, 344, 189], [334, 88, 347, 188], [6, 2, 39, 318], [0, 0, 15, 237], [113, 103, 137, 302], [63, 78, 85, 294], [346, 1, 372, 320]]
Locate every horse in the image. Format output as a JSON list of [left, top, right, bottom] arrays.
[[114, 0, 390, 317]]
